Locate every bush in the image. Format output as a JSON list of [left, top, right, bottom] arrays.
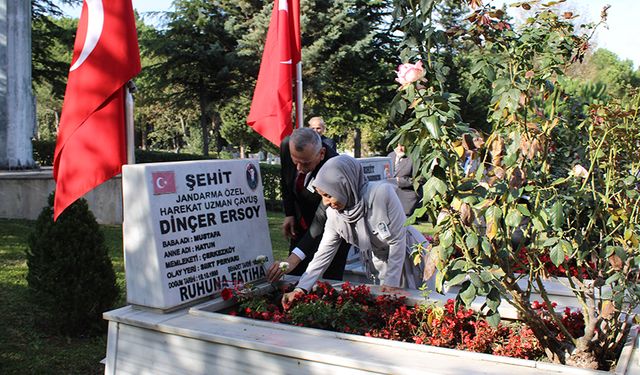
[[133, 149, 211, 163], [26, 193, 118, 337], [260, 163, 282, 211], [32, 139, 55, 166], [30, 140, 283, 210], [31, 140, 212, 166]]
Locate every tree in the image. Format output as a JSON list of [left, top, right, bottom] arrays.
[[391, 0, 639, 369], [219, 95, 262, 158], [141, 0, 242, 156], [32, 2, 78, 141], [31, 0, 77, 96]]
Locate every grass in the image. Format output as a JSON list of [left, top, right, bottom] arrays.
[[0, 211, 290, 375]]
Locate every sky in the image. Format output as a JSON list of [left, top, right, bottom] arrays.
[[61, 0, 639, 69]]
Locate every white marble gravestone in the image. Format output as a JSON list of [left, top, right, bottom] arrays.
[[122, 159, 273, 310]]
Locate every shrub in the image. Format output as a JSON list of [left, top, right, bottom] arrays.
[[259, 163, 282, 211], [391, 0, 639, 369], [26, 193, 118, 336], [32, 139, 55, 166]]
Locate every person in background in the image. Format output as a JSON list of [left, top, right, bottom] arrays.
[[308, 116, 337, 151], [281, 155, 436, 307], [387, 144, 420, 216], [270, 127, 350, 281]]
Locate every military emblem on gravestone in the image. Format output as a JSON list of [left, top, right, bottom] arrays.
[[245, 163, 259, 190]]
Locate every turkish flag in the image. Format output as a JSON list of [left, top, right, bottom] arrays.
[[247, 0, 301, 146], [53, 0, 141, 220]]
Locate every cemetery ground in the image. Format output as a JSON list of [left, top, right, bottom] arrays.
[[1, 210, 337, 374]]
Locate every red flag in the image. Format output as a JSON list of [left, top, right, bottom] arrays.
[[53, 0, 141, 220], [247, 0, 301, 146]]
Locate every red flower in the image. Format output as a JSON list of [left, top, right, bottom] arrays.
[[221, 288, 234, 301]]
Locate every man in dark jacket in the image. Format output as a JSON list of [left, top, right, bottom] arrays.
[[268, 127, 349, 281], [388, 144, 420, 216]]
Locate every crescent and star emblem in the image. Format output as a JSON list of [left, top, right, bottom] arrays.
[[156, 177, 167, 189], [70, 0, 104, 71]]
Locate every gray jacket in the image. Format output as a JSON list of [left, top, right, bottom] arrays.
[[297, 181, 411, 291]]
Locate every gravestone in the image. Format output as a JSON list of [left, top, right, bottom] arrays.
[[122, 159, 272, 311], [359, 156, 393, 182], [0, 0, 35, 169]]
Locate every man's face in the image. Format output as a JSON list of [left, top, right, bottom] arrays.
[[290, 143, 325, 173], [309, 122, 325, 135]]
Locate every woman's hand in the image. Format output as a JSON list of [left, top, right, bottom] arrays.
[[281, 288, 306, 310]]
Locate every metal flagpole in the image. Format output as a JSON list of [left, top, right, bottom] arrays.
[[295, 62, 303, 128], [125, 80, 137, 164]]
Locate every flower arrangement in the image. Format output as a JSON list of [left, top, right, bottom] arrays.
[[224, 281, 589, 363]]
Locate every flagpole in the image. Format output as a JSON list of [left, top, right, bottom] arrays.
[[295, 62, 303, 128], [125, 81, 137, 164]]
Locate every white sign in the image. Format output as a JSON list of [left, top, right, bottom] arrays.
[[358, 156, 393, 182], [122, 160, 273, 310]]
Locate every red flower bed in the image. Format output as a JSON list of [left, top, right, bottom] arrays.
[[514, 247, 596, 278], [222, 281, 584, 361]]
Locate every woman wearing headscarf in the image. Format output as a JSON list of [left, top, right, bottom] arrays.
[[282, 155, 436, 306]]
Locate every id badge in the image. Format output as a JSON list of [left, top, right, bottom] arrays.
[[377, 222, 392, 239], [306, 176, 316, 193]]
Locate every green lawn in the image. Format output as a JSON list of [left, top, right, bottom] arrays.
[[0, 211, 289, 375]]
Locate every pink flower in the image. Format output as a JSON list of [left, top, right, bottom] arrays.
[[396, 61, 425, 86]]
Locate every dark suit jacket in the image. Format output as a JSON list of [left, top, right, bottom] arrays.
[[280, 137, 349, 280], [388, 151, 420, 216], [321, 135, 337, 152]]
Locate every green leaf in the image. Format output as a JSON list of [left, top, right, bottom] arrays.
[[486, 311, 501, 327], [542, 237, 559, 247], [488, 266, 506, 279], [423, 176, 448, 202], [480, 270, 493, 283], [475, 162, 485, 182], [460, 281, 477, 307], [448, 271, 468, 287], [505, 209, 523, 227], [605, 273, 621, 284], [549, 201, 564, 230], [485, 288, 501, 311], [465, 232, 479, 249], [532, 216, 546, 232], [481, 237, 492, 257], [550, 242, 566, 266], [441, 229, 454, 249], [423, 115, 442, 139], [516, 204, 531, 217], [469, 273, 483, 288]]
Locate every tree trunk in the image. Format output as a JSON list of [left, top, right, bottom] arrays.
[[198, 93, 210, 156], [140, 123, 147, 150], [211, 112, 223, 153], [354, 128, 362, 158], [508, 288, 569, 364]]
